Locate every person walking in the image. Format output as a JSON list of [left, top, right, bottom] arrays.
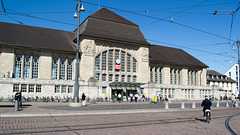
[[201, 96, 212, 117], [130, 93, 133, 102], [231, 93, 236, 107], [81, 93, 86, 106], [118, 93, 122, 103], [15, 89, 22, 109], [134, 93, 138, 102]]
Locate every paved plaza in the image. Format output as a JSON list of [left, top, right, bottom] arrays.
[[0, 100, 239, 134]]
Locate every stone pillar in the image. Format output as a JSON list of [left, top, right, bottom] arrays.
[[80, 39, 96, 81], [39, 54, 52, 79], [201, 68, 207, 86], [0, 48, 14, 77], [181, 68, 188, 85], [137, 47, 149, 83], [162, 67, 170, 85]]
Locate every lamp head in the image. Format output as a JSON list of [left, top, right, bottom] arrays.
[[73, 12, 78, 18], [80, 3, 85, 11]]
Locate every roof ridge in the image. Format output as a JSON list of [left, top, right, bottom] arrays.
[[89, 8, 138, 26]]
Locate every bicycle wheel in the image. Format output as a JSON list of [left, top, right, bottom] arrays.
[[206, 112, 210, 123]]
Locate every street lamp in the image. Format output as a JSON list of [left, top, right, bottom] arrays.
[[73, 0, 85, 104]]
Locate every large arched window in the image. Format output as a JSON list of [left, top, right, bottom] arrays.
[[95, 49, 137, 82]]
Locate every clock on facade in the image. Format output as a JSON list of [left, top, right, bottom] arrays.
[[115, 59, 121, 64]]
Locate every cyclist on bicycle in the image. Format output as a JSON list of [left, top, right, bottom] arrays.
[[201, 96, 212, 117]]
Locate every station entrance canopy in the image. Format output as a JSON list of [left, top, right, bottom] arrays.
[[109, 82, 145, 94]]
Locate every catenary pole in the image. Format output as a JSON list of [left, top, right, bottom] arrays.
[[73, 0, 81, 103]]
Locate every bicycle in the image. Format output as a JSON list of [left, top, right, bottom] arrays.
[[205, 109, 211, 123]]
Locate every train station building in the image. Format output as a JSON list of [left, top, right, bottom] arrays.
[[0, 8, 221, 101]]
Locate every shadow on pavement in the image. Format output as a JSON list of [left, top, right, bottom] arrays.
[[0, 104, 32, 108], [195, 118, 207, 123]]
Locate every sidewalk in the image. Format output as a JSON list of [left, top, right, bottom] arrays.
[[0, 100, 233, 117]]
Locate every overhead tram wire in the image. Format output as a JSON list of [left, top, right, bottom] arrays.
[[1, 10, 77, 27], [141, 0, 209, 28], [147, 39, 235, 58], [84, 1, 235, 42], [145, 2, 239, 12], [0, 7, 235, 59], [4, 14, 23, 24]]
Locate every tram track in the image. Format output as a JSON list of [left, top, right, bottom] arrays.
[[225, 113, 240, 135]]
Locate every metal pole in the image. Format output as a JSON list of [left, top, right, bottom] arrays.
[[238, 39, 240, 97], [73, 0, 81, 103]]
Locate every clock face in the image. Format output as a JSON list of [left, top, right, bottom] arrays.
[[116, 59, 121, 64]]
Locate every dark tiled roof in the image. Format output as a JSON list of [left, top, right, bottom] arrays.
[[207, 70, 236, 83], [149, 45, 208, 68], [0, 21, 76, 52], [79, 8, 150, 46]]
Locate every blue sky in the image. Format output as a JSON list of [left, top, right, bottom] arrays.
[[1, 0, 240, 74]]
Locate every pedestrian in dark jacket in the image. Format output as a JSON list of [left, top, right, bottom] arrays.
[[201, 96, 212, 117], [81, 93, 86, 106], [15, 89, 22, 108]]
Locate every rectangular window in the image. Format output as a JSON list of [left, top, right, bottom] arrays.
[[102, 52, 107, 70], [174, 70, 177, 84], [121, 75, 125, 82], [191, 71, 194, 85], [159, 68, 162, 84], [102, 74, 106, 81], [96, 73, 100, 80], [133, 76, 137, 82], [108, 50, 113, 71], [59, 59, 65, 80], [191, 89, 193, 98], [155, 68, 158, 83], [67, 60, 73, 80], [127, 54, 131, 72], [29, 84, 34, 92], [115, 75, 119, 82], [185, 89, 187, 98], [161, 89, 164, 96], [127, 75, 131, 82], [68, 86, 73, 93], [15, 55, 22, 78], [52, 58, 58, 79], [13, 84, 19, 92], [178, 70, 181, 85], [170, 69, 173, 84], [102, 87, 106, 94], [121, 51, 125, 72], [165, 89, 167, 98], [23, 56, 31, 78], [150, 67, 153, 82], [133, 59, 137, 73], [36, 85, 41, 93], [61, 85, 66, 93], [21, 84, 27, 92], [95, 55, 100, 71], [172, 89, 175, 98], [194, 72, 197, 85], [32, 56, 39, 78], [109, 74, 113, 82], [55, 85, 60, 93]]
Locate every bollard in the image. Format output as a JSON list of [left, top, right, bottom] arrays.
[[165, 102, 169, 109], [226, 102, 229, 107], [181, 102, 185, 109], [192, 102, 196, 109], [216, 101, 220, 107], [14, 100, 19, 111]]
